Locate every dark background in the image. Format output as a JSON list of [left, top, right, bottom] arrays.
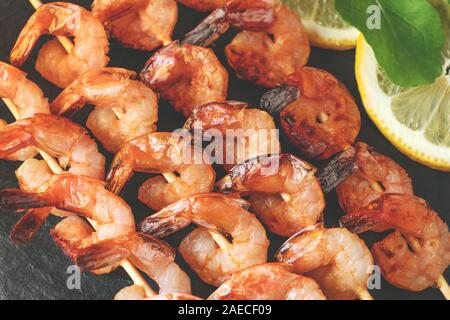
[[0, 0, 448, 300]]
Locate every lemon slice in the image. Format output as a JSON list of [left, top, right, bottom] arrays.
[[283, 0, 360, 50], [356, 34, 450, 171]]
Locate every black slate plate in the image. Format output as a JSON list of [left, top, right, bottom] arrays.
[[0, 0, 448, 300]]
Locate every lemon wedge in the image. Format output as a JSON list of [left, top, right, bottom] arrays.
[[284, 0, 360, 50], [355, 34, 450, 171]]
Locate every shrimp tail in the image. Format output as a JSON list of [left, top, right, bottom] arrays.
[[339, 211, 378, 234], [50, 91, 84, 116], [50, 229, 83, 264], [0, 127, 33, 158], [10, 29, 39, 67], [75, 235, 133, 272], [260, 85, 301, 114], [10, 208, 51, 244], [106, 157, 134, 194], [0, 189, 51, 210], [76, 233, 175, 272], [182, 8, 230, 47], [139, 212, 192, 238], [316, 146, 358, 193]]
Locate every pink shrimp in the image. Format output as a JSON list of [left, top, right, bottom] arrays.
[[140, 41, 228, 117], [337, 142, 413, 218], [92, 0, 178, 51], [51, 67, 158, 153], [0, 114, 105, 180], [106, 132, 216, 210], [341, 194, 450, 292], [10, 2, 109, 88], [140, 193, 269, 286], [0, 61, 50, 160]]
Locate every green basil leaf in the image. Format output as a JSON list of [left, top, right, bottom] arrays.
[[335, 0, 445, 87]]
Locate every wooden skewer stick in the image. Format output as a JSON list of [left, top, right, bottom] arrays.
[[436, 275, 450, 300], [2, 97, 155, 297], [369, 180, 449, 300], [280, 193, 291, 202], [28, 0, 229, 295], [10, 0, 155, 299], [357, 289, 374, 300], [162, 172, 233, 251], [159, 36, 237, 256], [29, 0, 74, 53], [317, 112, 329, 123]]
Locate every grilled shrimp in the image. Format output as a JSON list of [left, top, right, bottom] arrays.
[[226, 0, 309, 88], [92, 0, 178, 51], [140, 41, 228, 117], [337, 143, 413, 219], [341, 194, 450, 292], [0, 114, 105, 180], [178, 0, 227, 12], [184, 101, 280, 170], [261, 67, 361, 159], [217, 154, 325, 237], [185, 0, 310, 88], [0, 62, 49, 118], [51, 68, 158, 153], [140, 193, 269, 286], [0, 62, 50, 160], [60, 228, 192, 294], [277, 225, 374, 300], [0, 174, 135, 241], [10, 2, 109, 88], [2, 172, 192, 293], [209, 263, 326, 300], [106, 132, 215, 210]]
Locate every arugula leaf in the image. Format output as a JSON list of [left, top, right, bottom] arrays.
[[335, 0, 445, 87]]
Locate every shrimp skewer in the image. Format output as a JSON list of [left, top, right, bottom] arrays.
[[106, 132, 216, 208], [260, 67, 361, 160], [276, 224, 374, 300], [0, 131, 153, 298], [337, 144, 449, 298], [0, 173, 193, 296], [51, 67, 159, 153], [216, 151, 359, 237], [341, 194, 450, 295], [105, 131, 236, 253], [12, 1, 109, 88], [4, 3, 153, 293], [0, 61, 50, 160], [140, 193, 269, 286], [140, 41, 228, 117], [216, 154, 325, 237], [0, 114, 105, 180], [183, 0, 310, 88]]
